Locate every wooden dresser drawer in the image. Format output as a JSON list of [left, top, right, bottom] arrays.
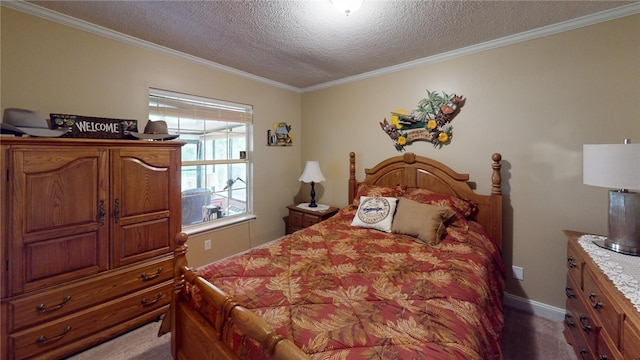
[[566, 240, 582, 286], [9, 256, 172, 331], [9, 282, 171, 360], [623, 319, 640, 359], [565, 275, 593, 359], [288, 211, 304, 227], [302, 213, 322, 227], [582, 265, 623, 348]]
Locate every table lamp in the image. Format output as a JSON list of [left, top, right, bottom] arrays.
[[299, 161, 325, 207], [583, 139, 640, 256]]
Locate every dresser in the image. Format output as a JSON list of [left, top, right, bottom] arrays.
[[563, 230, 640, 360], [286, 204, 339, 234], [0, 138, 183, 360]]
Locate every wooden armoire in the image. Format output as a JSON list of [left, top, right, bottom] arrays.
[[0, 138, 183, 360]]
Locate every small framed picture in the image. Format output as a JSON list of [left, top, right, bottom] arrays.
[[240, 151, 246, 159]]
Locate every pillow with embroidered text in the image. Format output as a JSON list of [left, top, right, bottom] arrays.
[[351, 196, 398, 232]]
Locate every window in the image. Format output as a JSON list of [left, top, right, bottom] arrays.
[[149, 88, 253, 229]]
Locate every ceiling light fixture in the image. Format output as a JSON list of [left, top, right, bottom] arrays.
[[330, 0, 363, 16]]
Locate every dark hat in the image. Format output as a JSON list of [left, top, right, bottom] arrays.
[[1, 108, 67, 137], [130, 120, 179, 140]]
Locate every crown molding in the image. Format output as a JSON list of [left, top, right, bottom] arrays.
[[1, 0, 301, 93], [3, 1, 638, 94], [302, 2, 640, 93]]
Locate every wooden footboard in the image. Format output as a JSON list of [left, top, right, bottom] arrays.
[[170, 233, 310, 360]]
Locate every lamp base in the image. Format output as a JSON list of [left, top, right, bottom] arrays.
[[605, 190, 640, 256], [592, 239, 640, 257]]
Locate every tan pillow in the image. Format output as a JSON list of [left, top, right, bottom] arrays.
[[391, 197, 455, 245]]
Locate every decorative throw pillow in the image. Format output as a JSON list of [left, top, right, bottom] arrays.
[[405, 188, 478, 219], [352, 183, 406, 206], [391, 197, 456, 245], [351, 196, 398, 232]]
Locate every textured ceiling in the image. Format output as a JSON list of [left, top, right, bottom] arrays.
[[25, 1, 637, 89]]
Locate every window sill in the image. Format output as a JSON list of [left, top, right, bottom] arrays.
[[182, 214, 256, 237]]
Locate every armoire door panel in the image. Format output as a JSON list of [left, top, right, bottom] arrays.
[[112, 150, 172, 217], [9, 147, 109, 296], [25, 159, 99, 234], [23, 233, 108, 293], [113, 219, 172, 267]]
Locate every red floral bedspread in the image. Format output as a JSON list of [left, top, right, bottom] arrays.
[[185, 206, 505, 359]]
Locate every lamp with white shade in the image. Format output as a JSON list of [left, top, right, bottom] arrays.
[[299, 161, 326, 208], [583, 139, 640, 255]]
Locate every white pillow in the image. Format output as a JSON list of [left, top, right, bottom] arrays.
[[351, 196, 398, 232]]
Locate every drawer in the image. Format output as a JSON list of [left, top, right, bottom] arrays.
[[302, 214, 321, 227], [565, 276, 593, 359], [288, 211, 303, 227], [10, 281, 171, 360], [582, 266, 622, 348], [623, 319, 640, 359], [596, 332, 617, 360], [9, 256, 172, 331], [567, 241, 582, 286]]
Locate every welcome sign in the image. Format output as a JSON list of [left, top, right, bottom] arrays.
[[50, 114, 138, 139]]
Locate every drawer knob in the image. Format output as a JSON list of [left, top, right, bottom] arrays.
[[567, 256, 577, 268], [564, 313, 575, 327], [589, 292, 603, 309], [36, 326, 71, 345], [565, 286, 576, 299], [141, 292, 163, 307], [598, 355, 608, 360], [36, 295, 72, 313], [141, 267, 163, 281], [579, 315, 592, 332]]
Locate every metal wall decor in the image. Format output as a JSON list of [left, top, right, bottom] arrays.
[[380, 90, 465, 151]]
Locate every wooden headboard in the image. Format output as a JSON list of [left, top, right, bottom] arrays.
[[347, 152, 503, 250]]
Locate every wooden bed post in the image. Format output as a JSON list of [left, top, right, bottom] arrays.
[[348, 152, 357, 205], [491, 153, 502, 195], [170, 232, 189, 358]]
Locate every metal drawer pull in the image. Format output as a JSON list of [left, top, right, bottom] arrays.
[[98, 200, 105, 226], [36, 326, 71, 344], [36, 296, 72, 313], [580, 348, 588, 356], [567, 256, 577, 268], [589, 292, 603, 309], [140, 267, 163, 281], [113, 199, 120, 223], [564, 313, 575, 327], [141, 293, 163, 307], [579, 315, 592, 332], [598, 355, 608, 360], [565, 286, 576, 298]]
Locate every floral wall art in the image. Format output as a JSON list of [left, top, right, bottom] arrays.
[[380, 90, 465, 151]]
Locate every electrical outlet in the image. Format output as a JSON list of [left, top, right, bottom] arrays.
[[512, 266, 524, 281], [204, 239, 212, 251]]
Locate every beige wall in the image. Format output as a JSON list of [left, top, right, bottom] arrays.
[[301, 14, 640, 308], [1, 7, 302, 266], [3, 6, 639, 309]]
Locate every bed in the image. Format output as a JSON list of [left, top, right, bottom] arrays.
[[169, 151, 504, 360]]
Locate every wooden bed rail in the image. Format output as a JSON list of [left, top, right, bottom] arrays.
[[171, 233, 310, 360]]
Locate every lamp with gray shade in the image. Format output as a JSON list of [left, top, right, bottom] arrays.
[[583, 139, 640, 256], [299, 161, 326, 208]]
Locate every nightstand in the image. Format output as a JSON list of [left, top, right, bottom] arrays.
[[286, 204, 339, 234]]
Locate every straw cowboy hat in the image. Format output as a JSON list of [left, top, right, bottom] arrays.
[[130, 119, 179, 140], [1, 108, 67, 137]]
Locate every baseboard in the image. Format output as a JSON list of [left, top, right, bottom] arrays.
[[503, 292, 566, 322]]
